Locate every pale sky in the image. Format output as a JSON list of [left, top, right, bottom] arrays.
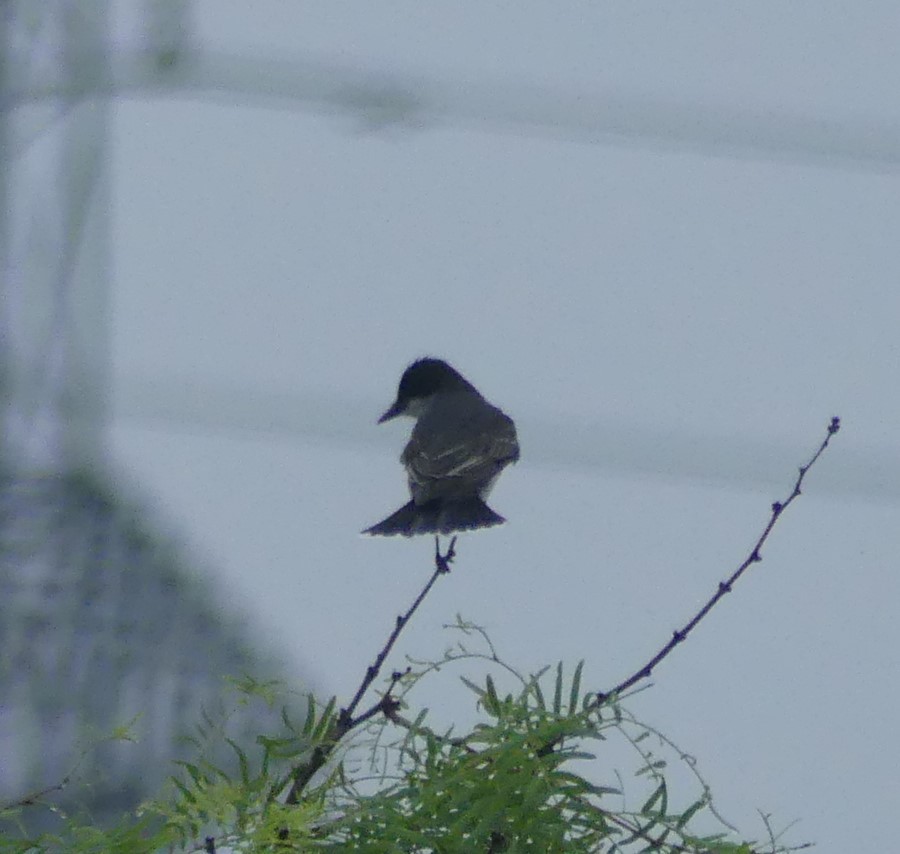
[[104, 2, 900, 850]]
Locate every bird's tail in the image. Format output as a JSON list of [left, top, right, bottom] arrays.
[[362, 498, 506, 537]]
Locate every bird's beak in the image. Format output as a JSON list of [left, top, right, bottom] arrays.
[[377, 399, 404, 423]]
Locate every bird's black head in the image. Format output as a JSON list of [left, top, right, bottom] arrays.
[[378, 358, 477, 423]]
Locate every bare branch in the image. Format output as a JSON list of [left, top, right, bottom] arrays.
[[597, 417, 840, 703], [282, 535, 456, 805]]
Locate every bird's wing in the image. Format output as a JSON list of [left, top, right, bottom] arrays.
[[402, 407, 519, 500]]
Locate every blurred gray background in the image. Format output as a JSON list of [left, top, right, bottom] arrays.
[[3, 1, 899, 849]]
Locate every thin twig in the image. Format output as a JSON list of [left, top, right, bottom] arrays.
[[383, 704, 475, 752], [597, 416, 840, 703], [0, 777, 69, 811], [342, 536, 456, 725], [282, 535, 456, 805]]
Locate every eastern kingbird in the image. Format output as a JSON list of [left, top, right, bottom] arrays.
[[363, 358, 520, 537]]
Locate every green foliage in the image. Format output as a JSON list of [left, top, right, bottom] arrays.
[[325, 674, 613, 851], [1, 622, 806, 853]]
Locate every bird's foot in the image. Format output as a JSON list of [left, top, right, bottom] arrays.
[[434, 535, 457, 573]]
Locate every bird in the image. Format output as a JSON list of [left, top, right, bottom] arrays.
[[363, 358, 520, 537]]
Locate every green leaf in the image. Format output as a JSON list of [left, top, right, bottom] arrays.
[[640, 779, 667, 816], [313, 696, 337, 740], [225, 737, 250, 786], [569, 660, 584, 714], [174, 760, 205, 788], [676, 795, 708, 828], [484, 675, 500, 717], [170, 776, 195, 805], [302, 692, 317, 735], [459, 675, 485, 699], [553, 662, 563, 714]]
